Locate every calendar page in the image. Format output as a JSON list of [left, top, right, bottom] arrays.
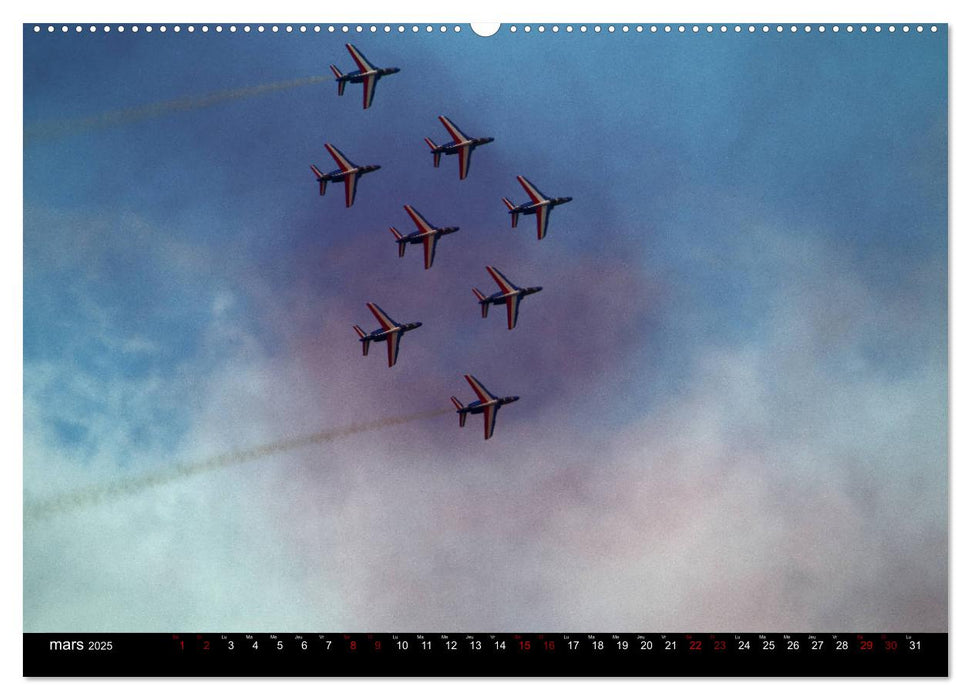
[[22, 20, 948, 677]]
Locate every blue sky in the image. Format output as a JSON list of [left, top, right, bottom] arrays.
[[24, 25, 947, 631]]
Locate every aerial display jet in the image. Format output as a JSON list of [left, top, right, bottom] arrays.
[[424, 116, 494, 180], [352, 303, 423, 368], [450, 375, 520, 440], [329, 43, 400, 110], [502, 175, 573, 240], [390, 205, 460, 270], [472, 266, 543, 330], [311, 143, 381, 208]]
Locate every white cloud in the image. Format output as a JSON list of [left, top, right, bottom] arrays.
[[24, 215, 946, 632]]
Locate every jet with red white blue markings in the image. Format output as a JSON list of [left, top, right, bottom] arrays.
[[352, 303, 422, 368], [502, 175, 573, 240], [473, 266, 542, 330], [390, 205, 460, 270], [450, 375, 520, 440], [310, 143, 381, 208], [424, 116, 494, 180], [329, 43, 400, 110]]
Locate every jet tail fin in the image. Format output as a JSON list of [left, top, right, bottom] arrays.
[[353, 325, 370, 356], [502, 197, 519, 228], [390, 227, 406, 258], [450, 397, 467, 427], [330, 65, 346, 96], [311, 165, 326, 195], [473, 288, 489, 317], [424, 138, 441, 168]]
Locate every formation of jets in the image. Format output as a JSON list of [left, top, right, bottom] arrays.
[[319, 43, 573, 438]]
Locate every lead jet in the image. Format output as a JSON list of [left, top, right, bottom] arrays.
[[310, 143, 381, 208], [450, 375, 520, 440], [501, 175, 573, 240], [424, 116, 494, 180], [390, 205, 460, 270], [329, 43, 400, 110], [352, 303, 422, 368], [472, 266, 543, 330]]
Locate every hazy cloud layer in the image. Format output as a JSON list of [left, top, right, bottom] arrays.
[[24, 29, 946, 632], [24, 210, 945, 632]]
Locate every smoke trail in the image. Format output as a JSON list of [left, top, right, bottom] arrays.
[[24, 74, 330, 142], [25, 407, 451, 522]]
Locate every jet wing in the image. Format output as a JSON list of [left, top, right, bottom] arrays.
[[517, 175, 548, 204], [366, 302, 398, 331], [486, 266, 519, 295], [362, 73, 378, 110], [457, 144, 473, 180], [422, 234, 438, 270], [346, 43, 377, 73], [534, 203, 551, 240], [465, 374, 497, 403], [343, 171, 359, 207], [404, 205, 435, 234], [439, 116, 470, 144], [325, 143, 356, 173], [385, 329, 402, 367], [482, 403, 499, 440], [505, 295, 521, 330]]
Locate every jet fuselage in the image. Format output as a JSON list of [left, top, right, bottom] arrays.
[[480, 286, 542, 306], [458, 395, 520, 416], [360, 320, 422, 344], [339, 66, 401, 84], [398, 226, 460, 244], [514, 196, 573, 214], [437, 136, 494, 154], [318, 163, 381, 183]]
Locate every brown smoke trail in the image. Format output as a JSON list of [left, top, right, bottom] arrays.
[[24, 74, 330, 142], [25, 407, 451, 522]]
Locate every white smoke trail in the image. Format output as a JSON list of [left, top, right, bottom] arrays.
[[24, 74, 330, 142], [24, 408, 451, 522]]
